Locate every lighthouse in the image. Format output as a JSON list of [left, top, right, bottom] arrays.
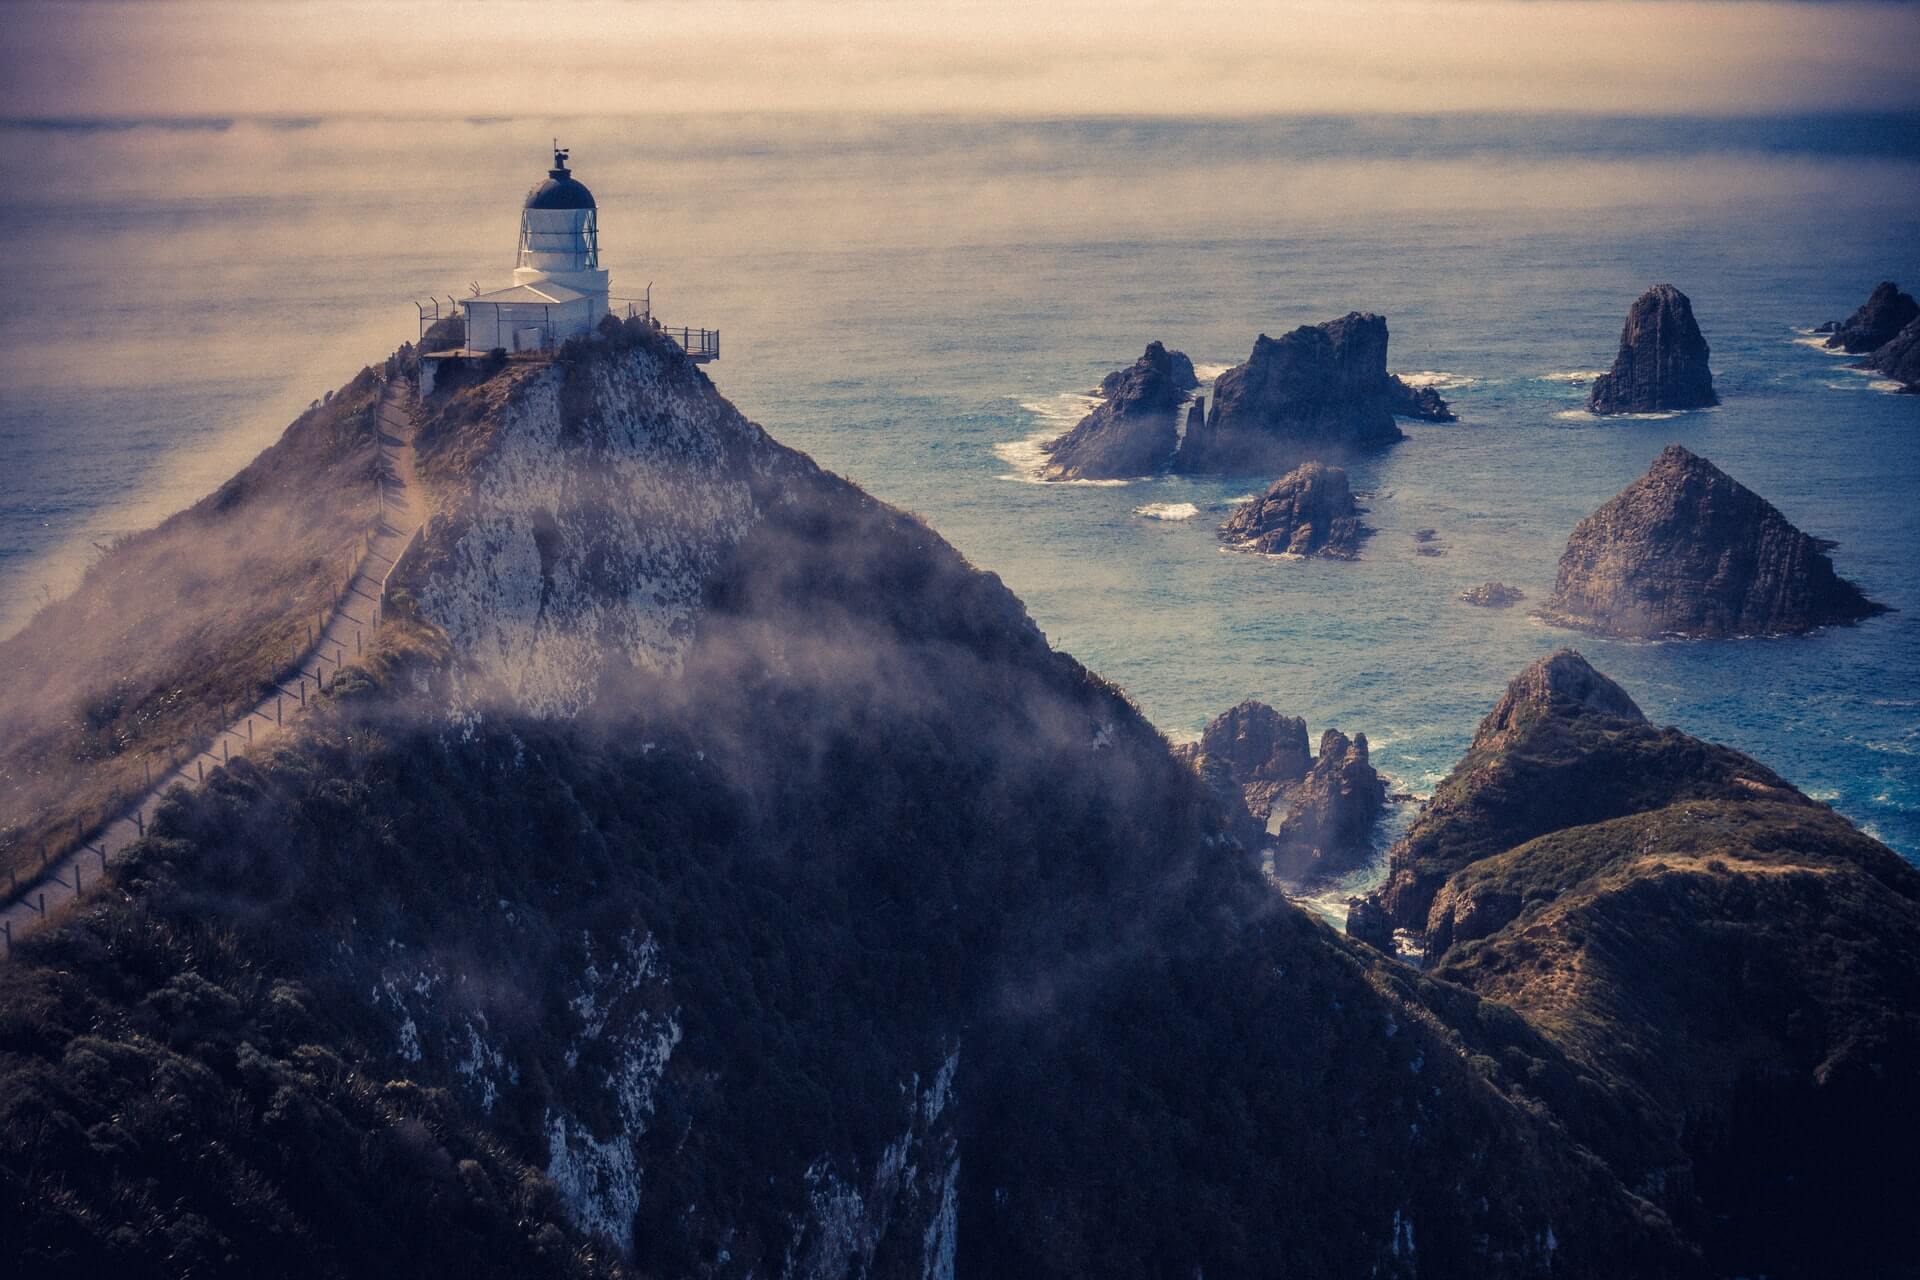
[[418, 146, 717, 387], [458, 147, 612, 353]]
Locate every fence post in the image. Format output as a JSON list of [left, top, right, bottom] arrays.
[[133, 810, 144, 836], [74, 862, 81, 894], [277, 693, 283, 725], [222, 738, 229, 763], [198, 758, 205, 783], [2, 920, 9, 957], [356, 628, 362, 655], [247, 718, 254, 743], [97, 846, 107, 873]]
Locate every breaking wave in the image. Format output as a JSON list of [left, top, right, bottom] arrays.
[[1135, 501, 1202, 521]]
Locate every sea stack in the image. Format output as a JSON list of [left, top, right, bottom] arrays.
[[1824, 281, 1919, 354], [1041, 341, 1197, 480], [1218, 461, 1369, 558], [1172, 312, 1449, 474], [1180, 701, 1385, 885], [1541, 445, 1885, 638], [1269, 729, 1388, 884], [1587, 284, 1718, 414]]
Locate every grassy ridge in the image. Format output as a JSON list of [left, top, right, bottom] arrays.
[[0, 367, 387, 887]]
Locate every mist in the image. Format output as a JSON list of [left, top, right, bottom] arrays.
[[5, 0, 1920, 117]]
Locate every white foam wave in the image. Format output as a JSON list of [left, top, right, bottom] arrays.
[[1869, 380, 1907, 394], [992, 430, 1132, 486], [1193, 362, 1234, 382], [1135, 501, 1202, 521], [1791, 335, 1849, 354], [1017, 391, 1101, 428], [1395, 370, 1476, 390], [1539, 370, 1608, 384], [1226, 493, 1257, 505], [1552, 408, 1681, 421]]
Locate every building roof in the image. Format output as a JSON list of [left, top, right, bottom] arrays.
[[463, 282, 591, 306], [525, 148, 596, 211]]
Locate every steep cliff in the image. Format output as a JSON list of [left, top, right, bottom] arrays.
[[1587, 285, 1717, 414], [1540, 445, 1884, 638], [2, 321, 1711, 1279], [1352, 651, 1920, 1279], [1040, 342, 1196, 481], [1172, 313, 1449, 474]]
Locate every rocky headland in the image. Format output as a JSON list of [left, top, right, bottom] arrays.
[[1540, 444, 1885, 638], [1823, 280, 1919, 354], [6, 319, 1730, 1278], [1587, 284, 1718, 414], [1040, 341, 1196, 480], [1348, 650, 1920, 1279], [1216, 461, 1369, 558], [1172, 312, 1452, 474]]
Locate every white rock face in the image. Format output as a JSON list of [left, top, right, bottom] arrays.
[[781, 1045, 962, 1280], [543, 930, 681, 1255], [418, 344, 774, 718]]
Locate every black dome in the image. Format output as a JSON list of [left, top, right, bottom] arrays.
[[524, 148, 596, 211]]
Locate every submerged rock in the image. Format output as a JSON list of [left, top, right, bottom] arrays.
[[1824, 280, 1919, 354], [1459, 582, 1526, 608], [1173, 312, 1447, 473], [1269, 729, 1388, 885], [1217, 462, 1369, 558], [1540, 445, 1884, 638], [1860, 314, 1920, 393], [1587, 284, 1718, 414], [1042, 341, 1197, 480]]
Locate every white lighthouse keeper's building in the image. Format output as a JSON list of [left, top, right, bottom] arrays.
[[460, 147, 611, 352]]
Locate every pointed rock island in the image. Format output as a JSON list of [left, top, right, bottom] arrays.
[[1173, 312, 1451, 474], [1540, 445, 1884, 638], [1587, 284, 1718, 414], [1217, 461, 1369, 558], [1041, 340, 1196, 480]]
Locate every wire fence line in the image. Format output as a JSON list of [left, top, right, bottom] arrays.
[[2, 373, 427, 958]]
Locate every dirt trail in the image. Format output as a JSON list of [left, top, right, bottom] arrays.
[[1, 378, 425, 956]]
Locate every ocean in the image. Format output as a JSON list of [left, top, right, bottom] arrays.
[[3, 112, 1917, 882]]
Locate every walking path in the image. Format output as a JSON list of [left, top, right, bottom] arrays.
[[1, 377, 425, 957]]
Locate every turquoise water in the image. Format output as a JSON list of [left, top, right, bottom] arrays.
[[2, 114, 1917, 859]]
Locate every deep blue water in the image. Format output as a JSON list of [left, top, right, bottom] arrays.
[[2, 113, 1916, 874]]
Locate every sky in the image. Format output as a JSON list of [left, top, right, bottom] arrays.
[[2, 0, 1918, 118]]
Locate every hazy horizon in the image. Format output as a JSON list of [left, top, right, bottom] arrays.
[[5, 1, 1920, 119]]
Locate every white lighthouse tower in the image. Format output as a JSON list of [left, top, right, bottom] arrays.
[[418, 145, 717, 387], [458, 146, 612, 353]]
